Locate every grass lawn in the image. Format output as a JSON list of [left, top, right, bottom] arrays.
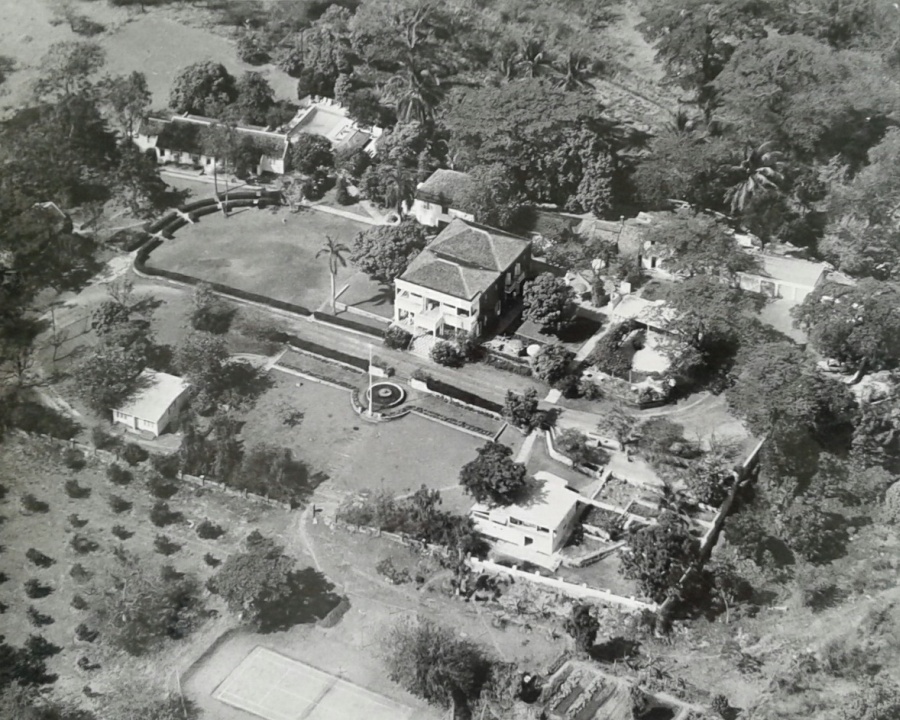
[[147, 207, 369, 311], [336, 271, 395, 320], [0, 434, 298, 705], [240, 373, 484, 512]]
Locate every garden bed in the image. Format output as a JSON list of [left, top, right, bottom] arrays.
[[277, 350, 365, 390]]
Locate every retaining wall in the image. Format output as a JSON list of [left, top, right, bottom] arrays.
[[469, 557, 657, 612]]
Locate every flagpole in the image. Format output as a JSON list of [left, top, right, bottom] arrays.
[[368, 344, 374, 417]]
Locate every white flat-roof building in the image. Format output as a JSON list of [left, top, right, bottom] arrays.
[[470, 472, 583, 557], [112, 370, 190, 438], [737, 254, 830, 303]]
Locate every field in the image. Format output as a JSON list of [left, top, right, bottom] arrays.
[[0, 433, 301, 706], [241, 372, 486, 514], [0, 3, 297, 117], [146, 207, 370, 311]]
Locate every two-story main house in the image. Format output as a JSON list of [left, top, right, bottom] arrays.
[[394, 218, 531, 339]]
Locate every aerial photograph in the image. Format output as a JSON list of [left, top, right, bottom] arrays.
[[1, 0, 899, 718]]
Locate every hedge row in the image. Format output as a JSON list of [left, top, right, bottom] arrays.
[[410, 405, 494, 438], [312, 311, 385, 338], [272, 332, 369, 371], [483, 351, 532, 377], [424, 377, 503, 415]]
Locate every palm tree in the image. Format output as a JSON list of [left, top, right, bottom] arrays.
[[517, 38, 555, 78], [381, 160, 418, 215], [554, 52, 593, 91], [726, 141, 785, 214], [316, 235, 350, 313], [385, 66, 444, 124]]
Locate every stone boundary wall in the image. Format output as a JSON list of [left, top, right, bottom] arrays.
[[469, 558, 657, 612]]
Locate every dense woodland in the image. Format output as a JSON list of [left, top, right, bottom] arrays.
[[2, 2, 900, 720]]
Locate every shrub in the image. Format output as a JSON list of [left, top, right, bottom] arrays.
[[153, 534, 181, 556], [111, 525, 134, 540], [27, 607, 55, 627], [196, 520, 225, 539], [11, 401, 80, 439], [147, 472, 179, 499], [335, 176, 356, 205], [70, 535, 99, 555], [108, 495, 132, 514], [532, 342, 574, 385], [711, 694, 730, 718], [236, 30, 271, 65], [21, 493, 49, 514], [24, 579, 53, 599], [150, 501, 183, 527], [335, 147, 371, 178], [75, 624, 99, 643], [203, 553, 221, 567], [151, 452, 181, 479], [502, 389, 544, 432], [65, 478, 91, 499], [69, 564, 92, 583], [431, 340, 465, 368], [69, 15, 105, 36], [121, 442, 149, 467], [375, 557, 411, 585], [63, 447, 87, 471], [68, 513, 88, 528], [160, 565, 184, 583], [25, 549, 55, 568], [384, 325, 413, 351], [91, 425, 119, 451], [411, 368, 431, 383], [71, 595, 88, 610], [578, 377, 603, 400], [588, 321, 641, 379], [106, 463, 132, 486]]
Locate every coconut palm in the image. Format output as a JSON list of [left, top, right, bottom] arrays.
[[316, 234, 350, 313], [517, 38, 555, 78], [726, 141, 785, 214], [381, 160, 418, 215], [554, 52, 593, 91], [384, 66, 444, 124]]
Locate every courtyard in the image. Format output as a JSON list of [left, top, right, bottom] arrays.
[[145, 207, 371, 311]]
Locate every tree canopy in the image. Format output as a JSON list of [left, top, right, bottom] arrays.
[[620, 511, 700, 604], [459, 442, 527, 506], [169, 62, 237, 115], [349, 221, 426, 282], [792, 279, 900, 370], [523, 272, 575, 333]]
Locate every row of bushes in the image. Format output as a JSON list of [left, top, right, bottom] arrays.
[[135, 243, 314, 317], [311, 311, 385, 338], [483, 351, 532, 377], [410, 405, 495, 439], [414, 373, 503, 416]]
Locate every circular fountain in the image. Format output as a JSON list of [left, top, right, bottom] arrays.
[[365, 382, 406, 411]]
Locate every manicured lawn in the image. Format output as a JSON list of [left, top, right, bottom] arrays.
[[336, 271, 395, 320], [146, 207, 371, 310], [241, 373, 484, 512]]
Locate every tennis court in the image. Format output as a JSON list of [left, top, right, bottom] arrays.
[[213, 646, 421, 720]]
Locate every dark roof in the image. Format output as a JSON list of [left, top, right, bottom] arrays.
[[400, 219, 529, 300], [155, 121, 203, 154], [415, 169, 474, 205], [525, 210, 582, 240]]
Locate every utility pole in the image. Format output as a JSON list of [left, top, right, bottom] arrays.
[[368, 343, 374, 417]]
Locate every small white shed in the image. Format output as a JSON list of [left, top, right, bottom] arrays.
[[112, 370, 190, 438]]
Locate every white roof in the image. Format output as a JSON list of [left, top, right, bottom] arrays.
[[115, 370, 190, 423], [473, 471, 581, 531], [743, 254, 829, 289]]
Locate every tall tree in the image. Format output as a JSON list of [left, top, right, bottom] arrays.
[[316, 235, 350, 312], [454, 163, 527, 231], [726, 141, 785, 214], [641, 208, 759, 279], [382, 617, 489, 714], [102, 71, 151, 137], [349, 221, 426, 282], [792, 279, 900, 371], [113, 141, 167, 217], [637, 0, 771, 118], [522, 272, 575, 333], [32, 41, 106, 101], [169, 61, 237, 116], [231, 71, 275, 125], [459, 442, 527, 506], [620, 511, 700, 604]]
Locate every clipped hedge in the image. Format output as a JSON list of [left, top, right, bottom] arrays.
[[424, 377, 502, 415], [312, 311, 385, 338], [147, 211, 178, 234]]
